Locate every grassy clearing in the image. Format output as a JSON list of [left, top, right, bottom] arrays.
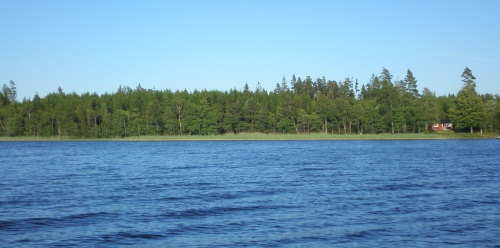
[[1, 132, 496, 141]]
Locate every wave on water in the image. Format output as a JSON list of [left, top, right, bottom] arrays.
[[1, 140, 499, 247], [0, 212, 119, 232]]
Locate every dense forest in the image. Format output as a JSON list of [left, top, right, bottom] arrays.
[[0, 67, 499, 138]]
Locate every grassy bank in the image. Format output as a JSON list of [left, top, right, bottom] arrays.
[[0, 132, 497, 141], [120, 133, 448, 141]]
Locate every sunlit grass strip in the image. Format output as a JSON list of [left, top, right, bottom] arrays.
[[0, 132, 495, 141], [119, 133, 463, 141], [0, 136, 75, 141]]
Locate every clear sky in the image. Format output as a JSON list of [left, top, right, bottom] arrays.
[[1, 0, 499, 100]]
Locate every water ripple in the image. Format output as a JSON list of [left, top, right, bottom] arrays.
[[0, 140, 499, 247]]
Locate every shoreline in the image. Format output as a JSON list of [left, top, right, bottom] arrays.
[[0, 132, 497, 141]]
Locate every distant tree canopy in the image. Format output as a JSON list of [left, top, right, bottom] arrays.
[[0, 68, 498, 137]]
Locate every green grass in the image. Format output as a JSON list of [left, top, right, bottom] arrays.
[[1, 132, 496, 141], [120, 132, 494, 141]]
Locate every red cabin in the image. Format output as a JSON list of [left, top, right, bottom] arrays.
[[432, 120, 453, 131]]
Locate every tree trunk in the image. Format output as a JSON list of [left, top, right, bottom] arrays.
[[470, 126, 473, 134], [177, 106, 183, 135], [27, 112, 32, 135], [324, 119, 328, 134], [291, 117, 300, 134], [343, 118, 347, 134]]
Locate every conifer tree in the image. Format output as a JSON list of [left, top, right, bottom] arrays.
[[404, 69, 419, 97], [451, 67, 485, 133]]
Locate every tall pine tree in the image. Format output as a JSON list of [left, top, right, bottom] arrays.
[[451, 67, 485, 133], [404, 69, 419, 97]]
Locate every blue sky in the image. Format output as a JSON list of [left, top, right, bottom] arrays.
[[1, 0, 499, 100]]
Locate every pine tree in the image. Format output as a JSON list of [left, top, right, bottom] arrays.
[[451, 67, 485, 133], [404, 69, 419, 97], [2, 80, 17, 104], [280, 76, 289, 92]]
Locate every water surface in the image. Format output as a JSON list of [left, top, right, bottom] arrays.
[[1, 140, 499, 247]]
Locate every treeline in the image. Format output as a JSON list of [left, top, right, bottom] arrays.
[[0, 68, 499, 137]]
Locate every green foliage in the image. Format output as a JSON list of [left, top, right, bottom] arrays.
[[1, 68, 498, 138], [450, 67, 486, 133], [419, 88, 440, 131], [2, 81, 17, 104]]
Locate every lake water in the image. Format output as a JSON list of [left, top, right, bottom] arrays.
[[0, 140, 499, 247]]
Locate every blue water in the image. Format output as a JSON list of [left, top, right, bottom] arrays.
[[0, 140, 499, 247]]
